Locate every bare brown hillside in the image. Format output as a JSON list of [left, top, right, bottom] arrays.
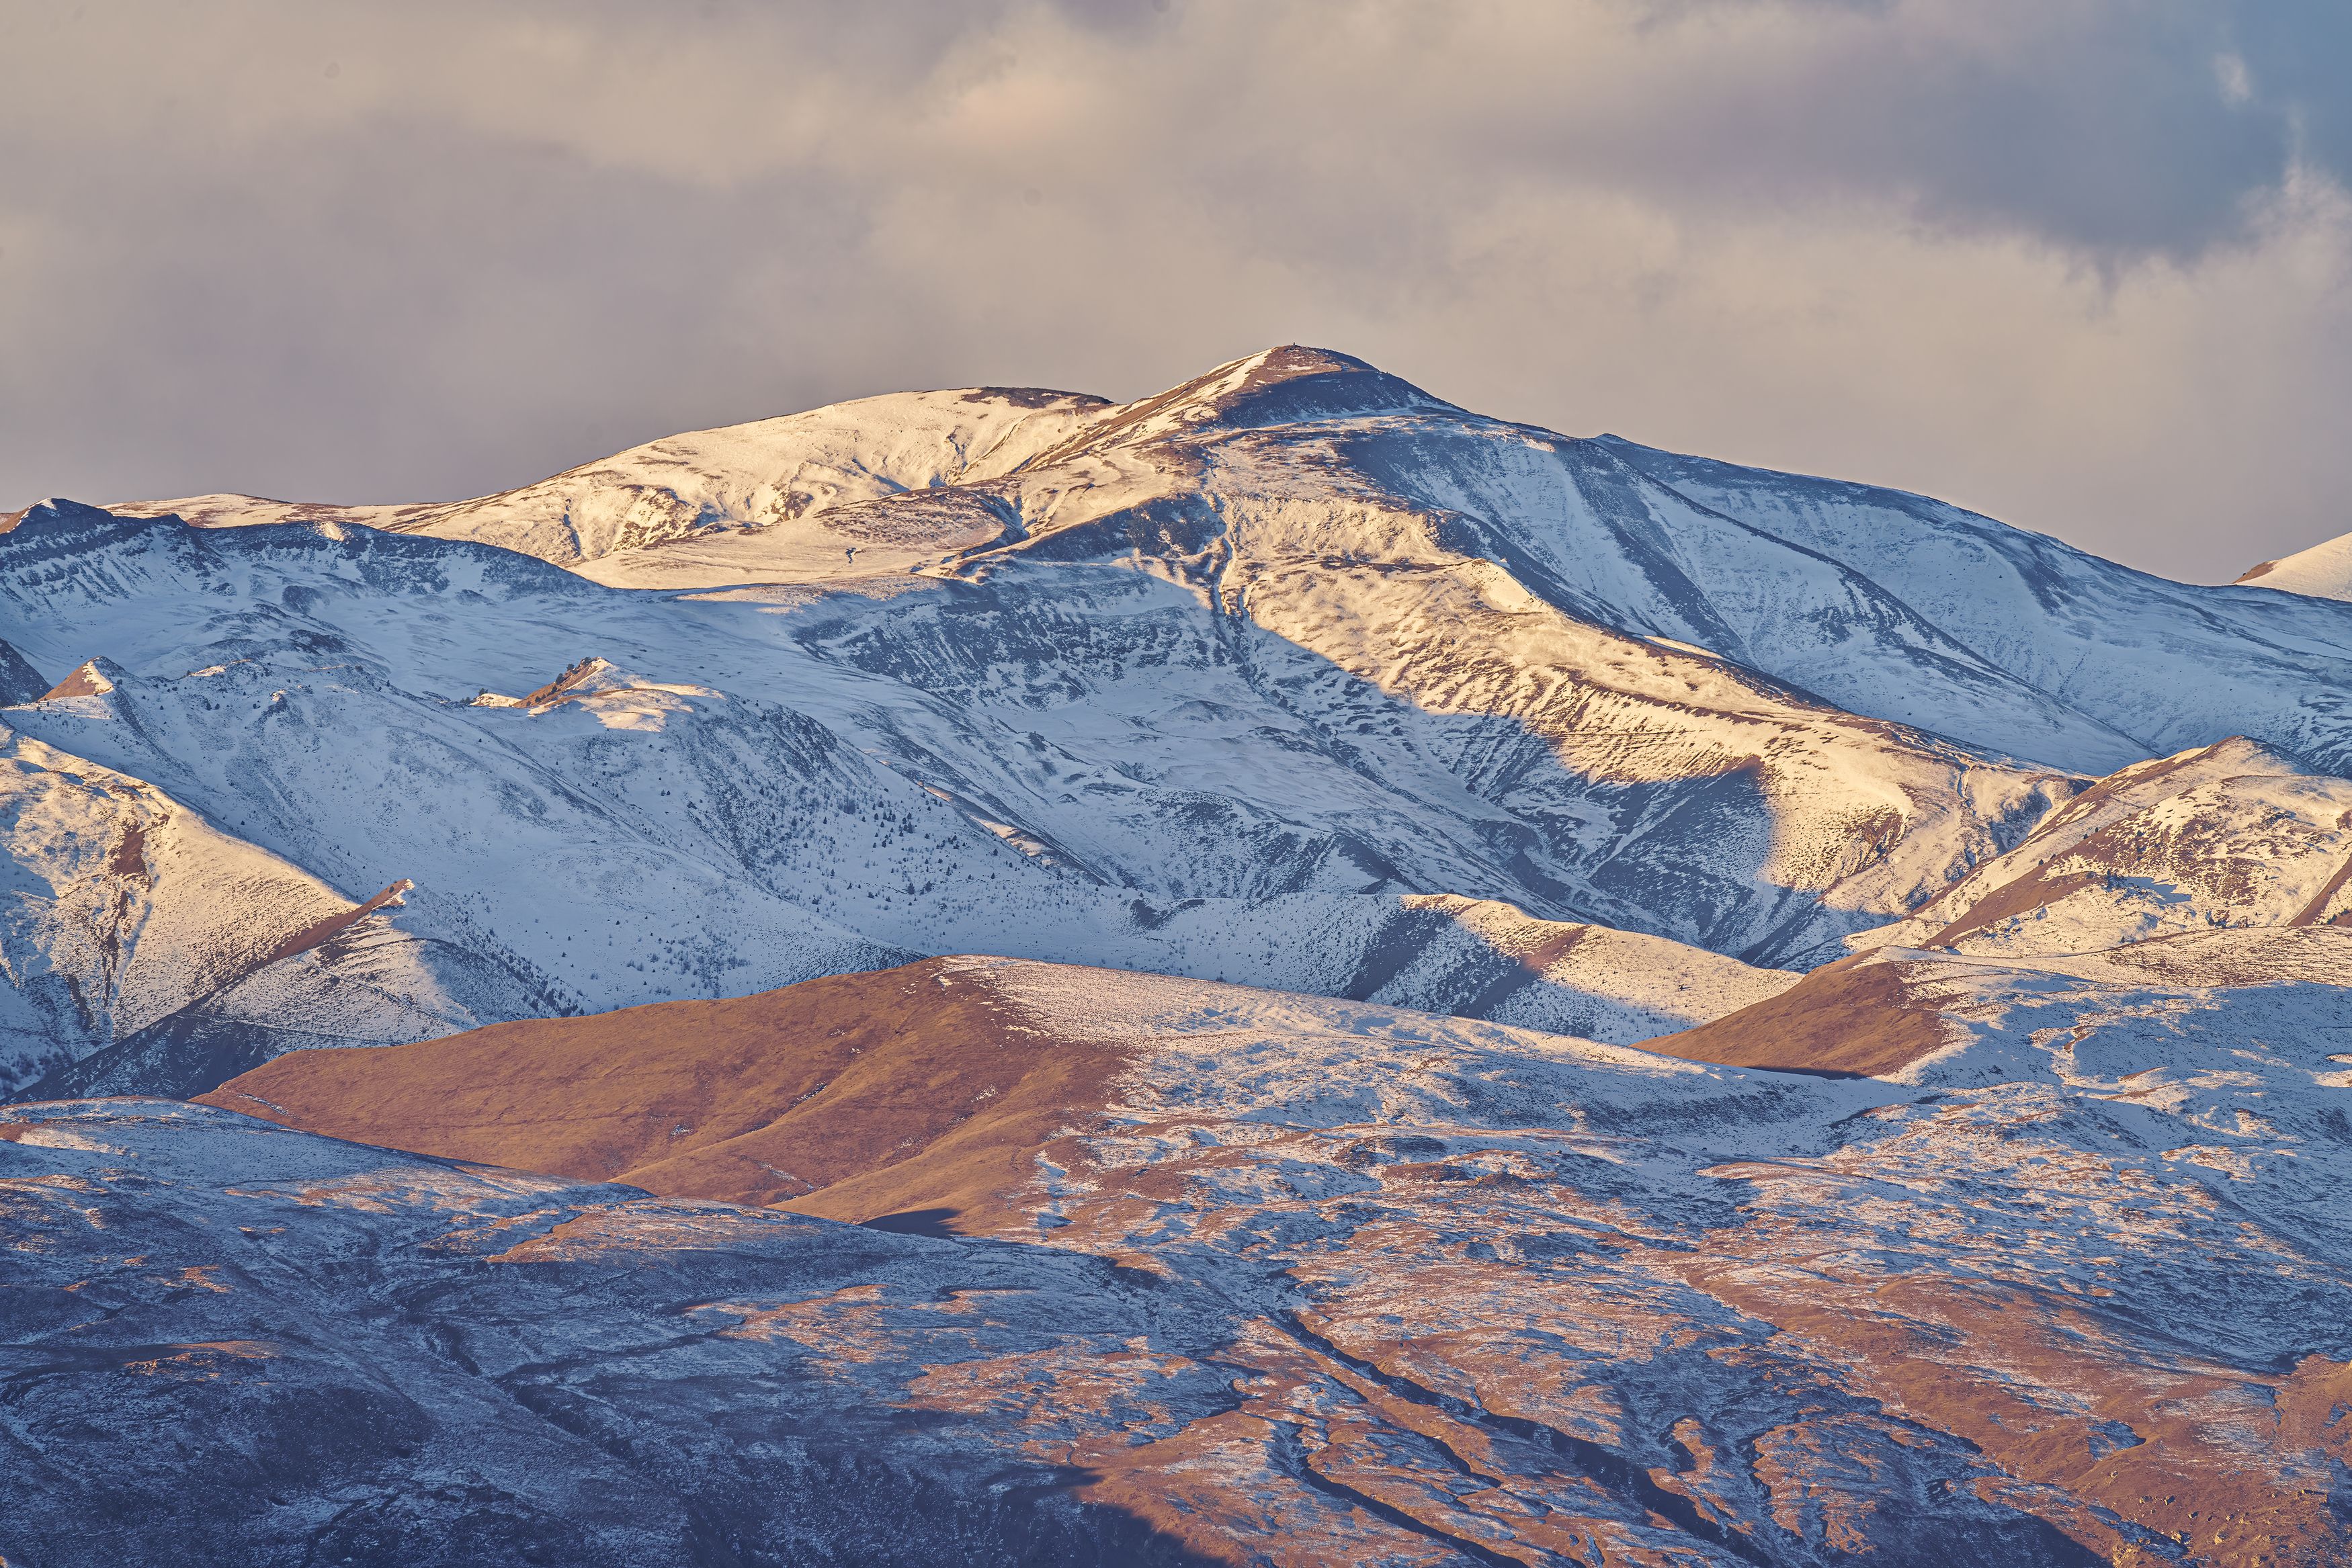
[[200, 958, 1134, 1231]]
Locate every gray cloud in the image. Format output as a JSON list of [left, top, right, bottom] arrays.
[[3, 0, 2349, 581]]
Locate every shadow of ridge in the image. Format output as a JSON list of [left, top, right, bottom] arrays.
[[857, 1205, 962, 1237]]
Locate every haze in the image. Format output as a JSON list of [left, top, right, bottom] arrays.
[[5, 0, 2349, 582]]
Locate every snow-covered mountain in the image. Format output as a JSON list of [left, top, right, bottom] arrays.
[[10, 347, 2352, 1098], [125, 347, 2352, 775]]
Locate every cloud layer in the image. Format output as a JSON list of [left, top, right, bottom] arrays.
[[5, 0, 2349, 580]]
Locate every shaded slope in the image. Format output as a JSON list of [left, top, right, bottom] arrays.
[[0, 636, 46, 704], [0, 1100, 1224, 1568], [1599, 434, 2352, 772]]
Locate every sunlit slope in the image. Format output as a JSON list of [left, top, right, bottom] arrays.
[[111, 386, 1108, 572], [0, 726, 538, 1098], [2239, 527, 2352, 603], [1855, 736, 2352, 956]]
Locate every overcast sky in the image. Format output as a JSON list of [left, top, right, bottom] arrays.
[[6, 0, 2349, 582]]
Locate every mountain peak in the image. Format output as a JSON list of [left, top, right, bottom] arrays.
[[39, 657, 123, 701], [1172, 343, 1445, 425], [4, 498, 135, 535], [1049, 345, 1452, 459], [1236, 343, 1383, 380]]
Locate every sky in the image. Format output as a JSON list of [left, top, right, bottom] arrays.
[[5, 0, 2350, 583]]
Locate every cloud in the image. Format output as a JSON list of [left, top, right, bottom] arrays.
[[2, 0, 2349, 581]]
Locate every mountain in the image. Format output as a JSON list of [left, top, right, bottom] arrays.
[[3, 933, 2340, 1565], [10, 347, 2352, 1098], [2238, 529, 2352, 603], [12, 344, 2352, 1565], [127, 347, 2352, 776]]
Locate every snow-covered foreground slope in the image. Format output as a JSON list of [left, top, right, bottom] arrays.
[[10, 945, 2351, 1565]]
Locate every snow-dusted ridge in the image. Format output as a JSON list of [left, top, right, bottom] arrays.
[[111, 385, 1109, 576], [2240, 525, 2352, 603], [7, 347, 2352, 1094]]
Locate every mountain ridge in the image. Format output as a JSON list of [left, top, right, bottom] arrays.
[[9, 345, 2352, 1101]]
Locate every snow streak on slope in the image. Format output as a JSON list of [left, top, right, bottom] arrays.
[[21, 935, 2352, 1565]]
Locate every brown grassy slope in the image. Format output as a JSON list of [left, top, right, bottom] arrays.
[[1634, 954, 1953, 1078], [197, 959, 1132, 1231]]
